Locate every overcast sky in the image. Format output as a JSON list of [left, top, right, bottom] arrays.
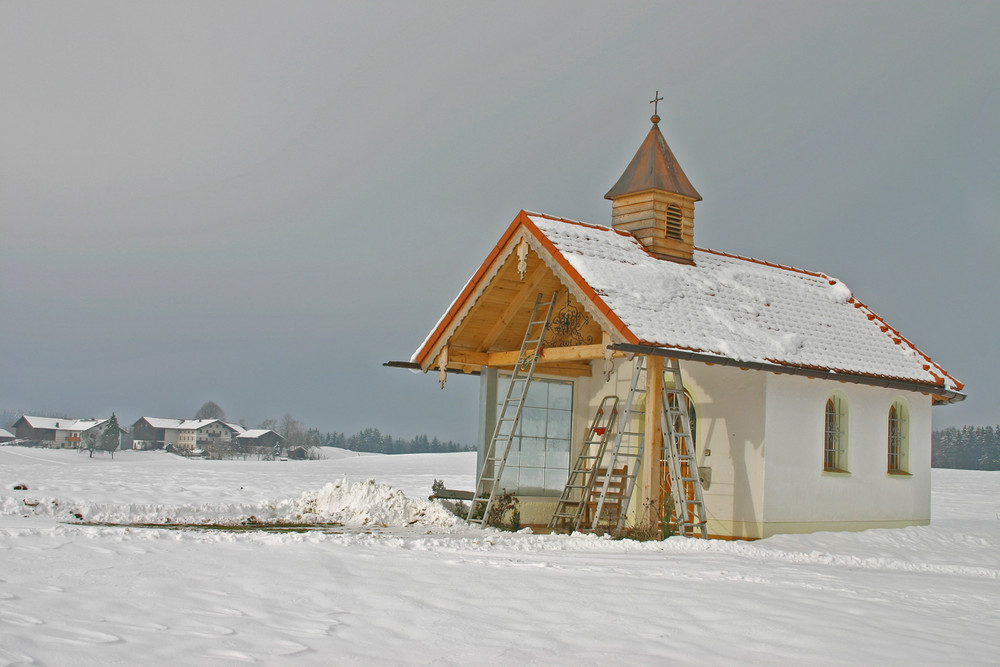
[[2, 1, 997, 442]]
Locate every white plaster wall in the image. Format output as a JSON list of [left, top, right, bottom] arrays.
[[567, 358, 768, 537], [571, 356, 645, 522], [763, 374, 933, 532], [163, 429, 179, 448], [681, 364, 767, 538]]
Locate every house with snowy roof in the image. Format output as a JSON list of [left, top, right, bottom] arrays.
[[398, 110, 964, 539], [12, 415, 126, 449], [131, 417, 243, 451], [236, 429, 285, 452]]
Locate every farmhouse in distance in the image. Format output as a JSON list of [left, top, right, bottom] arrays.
[[398, 105, 964, 539]]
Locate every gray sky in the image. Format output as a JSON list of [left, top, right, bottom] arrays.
[[2, 1, 998, 442]]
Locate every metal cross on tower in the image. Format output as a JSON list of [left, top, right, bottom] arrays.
[[650, 90, 663, 115]]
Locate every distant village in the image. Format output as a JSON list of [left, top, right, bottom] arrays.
[[2, 414, 289, 459], [0, 405, 473, 459]]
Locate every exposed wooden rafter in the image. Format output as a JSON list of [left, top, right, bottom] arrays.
[[478, 260, 548, 352]]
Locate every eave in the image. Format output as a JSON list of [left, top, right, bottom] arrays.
[[611, 343, 966, 405]]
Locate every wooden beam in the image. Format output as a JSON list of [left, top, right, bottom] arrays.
[[478, 261, 549, 351], [485, 343, 620, 367], [499, 362, 594, 377], [448, 349, 488, 366], [644, 355, 664, 517]]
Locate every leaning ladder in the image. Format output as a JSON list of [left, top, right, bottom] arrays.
[[467, 292, 558, 527], [590, 356, 649, 534], [548, 396, 619, 532], [660, 358, 708, 538]]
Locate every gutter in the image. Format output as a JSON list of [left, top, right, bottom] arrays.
[[609, 343, 966, 405]]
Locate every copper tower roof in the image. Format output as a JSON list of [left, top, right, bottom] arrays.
[[605, 119, 702, 202]]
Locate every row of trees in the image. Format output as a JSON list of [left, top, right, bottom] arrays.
[[195, 403, 472, 455], [932, 426, 1000, 470]]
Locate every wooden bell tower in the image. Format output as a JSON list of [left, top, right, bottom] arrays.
[[605, 95, 701, 264]]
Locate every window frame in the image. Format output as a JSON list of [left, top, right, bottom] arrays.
[[495, 374, 573, 497], [823, 394, 849, 473], [887, 399, 910, 475]]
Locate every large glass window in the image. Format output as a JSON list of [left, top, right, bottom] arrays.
[[496, 376, 572, 496], [824, 394, 848, 472]]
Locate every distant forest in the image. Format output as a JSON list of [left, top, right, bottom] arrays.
[[323, 428, 472, 455], [932, 425, 999, 470]]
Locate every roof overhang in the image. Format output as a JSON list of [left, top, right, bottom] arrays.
[[411, 211, 640, 372], [611, 343, 966, 405]]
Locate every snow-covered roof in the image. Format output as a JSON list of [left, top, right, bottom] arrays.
[[0, 428, 14, 439], [237, 429, 283, 440], [17, 416, 107, 431], [137, 417, 186, 429], [525, 213, 960, 392], [410, 210, 962, 398], [137, 418, 241, 432]]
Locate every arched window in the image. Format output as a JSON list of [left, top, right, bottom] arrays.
[[888, 400, 909, 474], [686, 390, 697, 448], [824, 394, 848, 472]]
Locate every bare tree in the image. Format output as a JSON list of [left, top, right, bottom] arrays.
[[279, 413, 304, 450], [195, 401, 226, 421]]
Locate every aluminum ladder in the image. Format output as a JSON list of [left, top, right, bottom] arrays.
[[590, 356, 649, 534], [547, 395, 619, 533], [660, 358, 708, 537], [467, 292, 558, 527]]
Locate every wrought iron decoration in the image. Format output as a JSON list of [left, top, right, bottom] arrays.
[[545, 290, 593, 348]]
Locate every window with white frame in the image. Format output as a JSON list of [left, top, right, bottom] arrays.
[[496, 376, 572, 496], [887, 400, 909, 474], [824, 394, 848, 472]]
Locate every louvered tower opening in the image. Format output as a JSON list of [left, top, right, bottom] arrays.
[[665, 204, 683, 241]]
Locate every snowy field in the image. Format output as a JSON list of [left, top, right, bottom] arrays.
[[1, 447, 997, 666]]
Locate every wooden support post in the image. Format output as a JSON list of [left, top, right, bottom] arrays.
[[643, 355, 664, 521]]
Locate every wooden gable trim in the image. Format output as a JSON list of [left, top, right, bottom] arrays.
[[414, 211, 640, 370], [414, 215, 530, 369], [520, 213, 640, 346]]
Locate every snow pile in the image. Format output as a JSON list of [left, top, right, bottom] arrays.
[[293, 478, 460, 527], [1, 475, 460, 529]]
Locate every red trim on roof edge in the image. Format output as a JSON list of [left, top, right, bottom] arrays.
[[695, 246, 962, 392], [413, 210, 962, 393], [414, 211, 642, 367], [521, 214, 641, 345], [413, 213, 528, 368], [847, 294, 964, 391], [696, 246, 828, 280]]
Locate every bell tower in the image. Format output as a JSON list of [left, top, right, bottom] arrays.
[[605, 96, 701, 264]]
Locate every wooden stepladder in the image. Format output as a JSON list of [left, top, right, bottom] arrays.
[[589, 356, 649, 534], [467, 292, 559, 527], [660, 358, 708, 538], [548, 396, 619, 532]]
